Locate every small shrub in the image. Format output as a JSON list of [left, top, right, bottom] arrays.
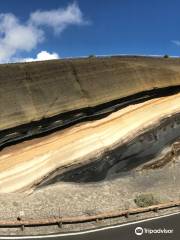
[[164, 54, 169, 58], [134, 193, 159, 207]]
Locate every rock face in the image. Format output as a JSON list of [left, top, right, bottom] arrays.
[[0, 56, 180, 132], [0, 93, 179, 192], [0, 56, 180, 193]]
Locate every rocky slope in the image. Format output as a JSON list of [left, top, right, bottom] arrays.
[[0, 57, 179, 191], [0, 56, 180, 139]]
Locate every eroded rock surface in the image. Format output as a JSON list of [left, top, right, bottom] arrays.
[[1, 56, 180, 142]]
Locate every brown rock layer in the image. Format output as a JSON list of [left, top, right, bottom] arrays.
[[1, 56, 180, 132]]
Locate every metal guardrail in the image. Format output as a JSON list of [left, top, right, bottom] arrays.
[[0, 200, 179, 229]]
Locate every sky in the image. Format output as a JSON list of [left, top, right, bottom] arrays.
[[0, 0, 180, 63]]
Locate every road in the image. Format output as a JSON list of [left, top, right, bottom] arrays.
[[0, 212, 179, 240]]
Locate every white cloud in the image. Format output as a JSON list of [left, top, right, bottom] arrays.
[[30, 2, 88, 34], [20, 50, 59, 62], [0, 13, 44, 63], [171, 40, 180, 47], [0, 2, 88, 63]]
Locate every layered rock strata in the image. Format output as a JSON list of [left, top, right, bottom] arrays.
[[1, 56, 180, 147], [0, 93, 179, 193]]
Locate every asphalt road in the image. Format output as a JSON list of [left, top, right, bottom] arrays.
[[0, 212, 179, 240]]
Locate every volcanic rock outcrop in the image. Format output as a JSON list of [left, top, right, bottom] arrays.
[[1, 56, 180, 146], [0, 56, 180, 193]]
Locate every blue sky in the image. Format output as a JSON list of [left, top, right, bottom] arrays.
[[0, 0, 180, 62]]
